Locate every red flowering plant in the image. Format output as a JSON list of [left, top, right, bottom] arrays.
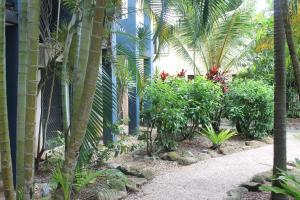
[[160, 70, 169, 81], [177, 69, 186, 78], [206, 65, 228, 93]]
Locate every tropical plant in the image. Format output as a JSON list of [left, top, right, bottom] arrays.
[[260, 159, 300, 199], [224, 79, 274, 139], [200, 125, 236, 150], [148, 0, 253, 74], [54, 1, 107, 198], [0, 1, 16, 199], [273, 0, 288, 199]]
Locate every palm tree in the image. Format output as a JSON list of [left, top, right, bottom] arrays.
[[282, 0, 300, 96], [72, 0, 93, 124], [0, 1, 16, 199], [148, 0, 252, 74], [272, 0, 288, 200], [54, 0, 107, 199], [16, 0, 28, 190], [24, 0, 41, 198]]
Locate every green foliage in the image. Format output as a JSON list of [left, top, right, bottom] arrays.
[[144, 79, 188, 151], [224, 79, 274, 139], [201, 125, 236, 150], [143, 76, 223, 151], [260, 160, 300, 199], [182, 77, 223, 138]]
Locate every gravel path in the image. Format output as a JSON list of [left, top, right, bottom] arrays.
[[126, 131, 300, 200]]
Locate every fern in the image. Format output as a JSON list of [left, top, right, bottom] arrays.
[[260, 159, 300, 199], [201, 125, 236, 149], [74, 169, 103, 192]]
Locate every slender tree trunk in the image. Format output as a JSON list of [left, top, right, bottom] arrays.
[[72, 0, 93, 120], [24, 0, 41, 198], [54, 1, 106, 199], [0, 1, 16, 199], [282, 0, 300, 97], [272, 1, 288, 200], [16, 0, 28, 191], [61, 13, 77, 138]]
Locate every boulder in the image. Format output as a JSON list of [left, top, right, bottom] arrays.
[[107, 179, 126, 192], [117, 165, 154, 180], [161, 151, 180, 161], [106, 163, 121, 169], [208, 150, 220, 158], [220, 146, 238, 155], [251, 174, 266, 184], [245, 140, 264, 147], [177, 156, 198, 166], [125, 179, 139, 192], [226, 187, 248, 199], [128, 177, 148, 187], [261, 137, 273, 144], [97, 189, 127, 200], [240, 181, 262, 192], [198, 153, 211, 161]]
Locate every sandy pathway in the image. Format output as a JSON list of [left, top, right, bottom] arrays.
[[126, 131, 300, 200]]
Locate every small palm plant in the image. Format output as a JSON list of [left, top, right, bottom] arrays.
[[201, 125, 236, 150]]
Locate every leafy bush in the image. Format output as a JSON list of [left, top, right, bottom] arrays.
[[201, 125, 236, 150], [144, 79, 188, 151], [260, 159, 300, 199], [180, 77, 223, 138], [224, 79, 274, 139], [143, 76, 223, 152]]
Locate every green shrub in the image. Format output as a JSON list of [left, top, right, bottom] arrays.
[[144, 79, 188, 151], [224, 79, 274, 139], [181, 77, 223, 138], [201, 125, 236, 150], [143, 77, 223, 151]]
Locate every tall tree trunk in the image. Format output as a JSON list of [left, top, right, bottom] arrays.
[[282, 0, 300, 97], [16, 0, 28, 191], [24, 0, 41, 199], [272, 1, 288, 200], [0, 1, 16, 199], [72, 0, 93, 121], [61, 12, 77, 137], [54, 0, 106, 199]]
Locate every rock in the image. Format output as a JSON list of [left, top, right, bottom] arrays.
[[125, 179, 139, 192], [251, 174, 266, 184], [261, 137, 273, 144], [107, 163, 121, 169], [108, 179, 126, 192], [227, 187, 248, 199], [97, 189, 127, 200], [242, 146, 252, 151], [223, 196, 240, 200], [254, 171, 273, 182], [40, 183, 52, 197], [128, 177, 147, 187], [141, 169, 155, 180], [208, 150, 220, 158], [245, 140, 264, 147], [220, 146, 238, 155], [240, 181, 262, 192], [117, 165, 154, 180], [161, 151, 180, 161], [198, 153, 211, 161], [177, 156, 198, 165], [143, 155, 157, 160]]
